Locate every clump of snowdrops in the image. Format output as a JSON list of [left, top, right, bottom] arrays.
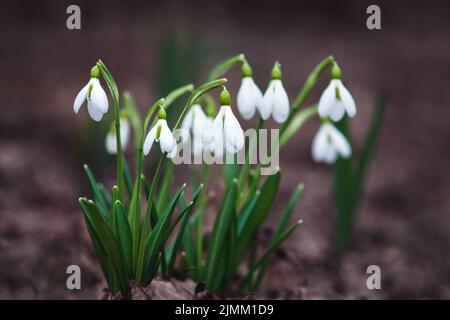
[[74, 54, 357, 297]]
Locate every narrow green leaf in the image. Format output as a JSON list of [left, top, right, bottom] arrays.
[[79, 203, 113, 290], [122, 155, 133, 199], [79, 198, 129, 294], [206, 179, 238, 291], [114, 200, 133, 278], [167, 185, 203, 274], [273, 184, 304, 239], [83, 164, 108, 219], [333, 115, 353, 251], [351, 95, 386, 209], [157, 162, 174, 215], [141, 174, 151, 201], [334, 95, 386, 252], [235, 170, 281, 261], [181, 223, 196, 276], [237, 191, 260, 234], [222, 204, 237, 294], [140, 184, 186, 283], [97, 183, 112, 208], [224, 160, 238, 189], [110, 186, 120, 235]]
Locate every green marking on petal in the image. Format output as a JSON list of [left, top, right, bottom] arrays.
[[87, 83, 93, 99], [156, 123, 162, 140], [335, 86, 341, 101]]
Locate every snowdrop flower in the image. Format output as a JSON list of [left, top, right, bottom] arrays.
[[73, 66, 109, 122], [318, 64, 356, 122], [237, 62, 263, 120], [181, 103, 213, 156], [143, 108, 176, 157], [181, 104, 208, 139], [311, 122, 351, 164], [203, 88, 244, 156], [260, 62, 290, 123], [191, 116, 214, 157], [105, 114, 130, 154]]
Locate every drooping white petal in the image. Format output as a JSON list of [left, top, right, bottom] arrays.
[[312, 123, 351, 164], [192, 112, 207, 139], [181, 106, 194, 131], [223, 106, 244, 153], [158, 120, 176, 153], [202, 128, 215, 151], [120, 118, 131, 150], [328, 101, 346, 122], [311, 125, 328, 162], [106, 118, 131, 154], [143, 125, 157, 155], [73, 82, 89, 114], [89, 78, 109, 113], [237, 77, 262, 120], [87, 100, 104, 122], [260, 81, 275, 120], [105, 132, 117, 154], [318, 81, 336, 118], [338, 81, 357, 118], [213, 130, 224, 158], [319, 79, 356, 121], [192, 137, 204, 156], [271, 80, 290, 123], [323, 144, 337, 164], [182, 104, 208, 143], [327, 124, 351, 158], [167, 144, 177, 159]]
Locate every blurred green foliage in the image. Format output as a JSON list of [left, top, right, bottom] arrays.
[[334, 94, 386, 252]]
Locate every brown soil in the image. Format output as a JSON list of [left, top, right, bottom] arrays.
[[1, 1, 450, 299]]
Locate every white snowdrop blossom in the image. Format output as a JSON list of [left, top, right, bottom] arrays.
[[203, 105, 244, 157], [311, 122, 351, 164], [261, 80, 290, 123], [237, 77, 263, 120], [143, 118, 176, 157], [181, 104, 208, 138], [260, 62, 289, 123], [105, 116, 130, 154], [203, 88, 244, 157], [318, 79, 356, 122], [192, 117, 214, 156], [73, 66, 109, 122], [181, 104, 215, 156]]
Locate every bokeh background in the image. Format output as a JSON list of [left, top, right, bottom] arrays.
[[1, 0, 450, 299]]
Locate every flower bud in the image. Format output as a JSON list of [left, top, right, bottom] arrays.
[[331, 63, 342, 79], [271, 61, 282, 80], [158, 107, 167, 119], [241, 61, 253, 77], [90, 65, 100, 79], [220, 87, 231, 105]]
